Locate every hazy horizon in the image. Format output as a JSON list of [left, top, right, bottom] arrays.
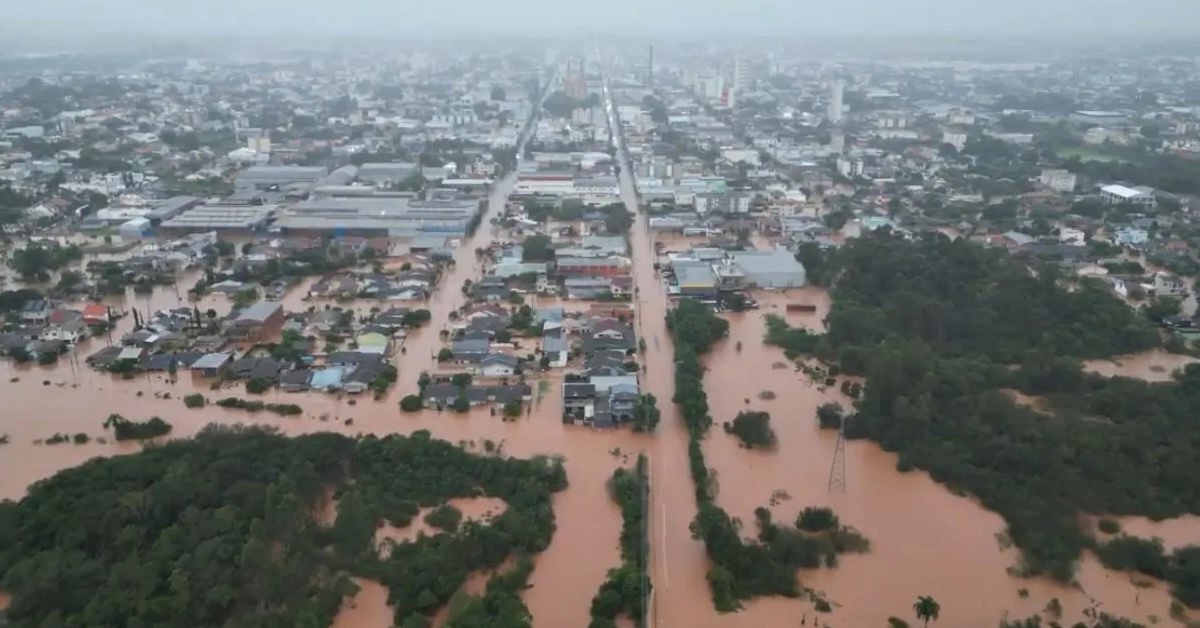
[[4, 0, 1199, 47]]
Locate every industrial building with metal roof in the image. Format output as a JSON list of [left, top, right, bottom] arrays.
[[272, 197, 480, 237], [159, 204, 276, 232]]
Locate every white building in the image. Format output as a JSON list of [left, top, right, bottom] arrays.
[[828, 80, 844, 124], [1040, 169, 1077, 193], [1154, 272, 1188, 298], [943, 129, 968, 152], [836, 157, 863, 178], [515, 171, 575, 196], [830, 131, 845, 155], [1101, 184, 1156, 208], [1059, 227, 1086, 246]]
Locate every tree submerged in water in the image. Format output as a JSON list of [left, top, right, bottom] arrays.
[[101, 413, 172, 441], [723, 410, 776, 448], [913, 595, 940, 627]]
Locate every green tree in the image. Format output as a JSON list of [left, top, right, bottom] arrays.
[[521, 234, 555, 262], [913, 596, 940, 628], [723, 411, 776, 448], [399, 395, 424, 412]]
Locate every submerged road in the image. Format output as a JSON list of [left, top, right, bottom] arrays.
[[602, 70, 710, 628], [391, 74, 554, 397]]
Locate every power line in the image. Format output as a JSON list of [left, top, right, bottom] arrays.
[[828, 417, 847, 492]]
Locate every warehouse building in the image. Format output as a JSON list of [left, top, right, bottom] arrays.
[[272, 197, 480, 238], [235, 166, 328, 191], [145, 196, 201, 225], [159, 204, 276, 233], [728, 247, 807, 289]]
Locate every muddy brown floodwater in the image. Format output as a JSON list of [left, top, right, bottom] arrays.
[[333, 578, 392, 628], [607, 134, 1200, 626], [690, 297, 1190, 628], [6, 113, 1200, 628], [0, 164, 645, 628], [373, 497, 508, 558], [1084, 349, 1199, 382]]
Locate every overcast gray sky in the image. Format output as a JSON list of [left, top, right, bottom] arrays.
[[3, 0, 1198, 42]]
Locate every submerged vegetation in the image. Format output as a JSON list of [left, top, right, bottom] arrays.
[[588, 454, 651, 628], [1095, 534, 1200, 608], [101, 413, 172, 441], [723, 410, 776, 448], [0, 425, 567, 627], [764, 231, 1200, 594], [214, 397, 303, 416], [666, 298, 868, 611]]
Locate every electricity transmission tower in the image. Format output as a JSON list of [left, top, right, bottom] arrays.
[[827, 419, 848, 492]]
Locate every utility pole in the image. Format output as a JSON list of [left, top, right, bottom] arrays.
[[827, 417, 848, 492]]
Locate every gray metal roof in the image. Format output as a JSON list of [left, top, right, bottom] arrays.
[[191, 352, 232, 370], [160, 204, 275, 230], [235, 301, 283, 324], [238, 166, 327, 182], [146, 196, 199, 220]]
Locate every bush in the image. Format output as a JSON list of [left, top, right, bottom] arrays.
[[723, 411, 776, 448], [423, 504, 463, 532], [503, 400, 522, 417], [183, 394, 207, 408], [37, 351, 59, 365], [796, 507, 840, 532], [1095, 535, 1168, 579], [437, 348, 454, 362], [1098, 518, 1121, 534], [816, 403, 844, 430], [103, 414, 172, 441], [215, 397, 301, 416], [400, 395, 424, 412], [245, 378, 272, 394], [72, 433, 90, 444], [451, 395, 471, 413]]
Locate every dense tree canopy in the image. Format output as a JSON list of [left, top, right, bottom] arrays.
[[0, 426, 567, 627], [763, 232, 1200, 593], [589, 455, 650, 628]]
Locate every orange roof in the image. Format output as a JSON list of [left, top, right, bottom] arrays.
[[82, 303, 109, 318]]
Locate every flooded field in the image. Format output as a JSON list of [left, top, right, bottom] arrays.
[[374, 497, 508, 556], [1083, 349, 1199, 381], [332, 578, 392, 628], [1103, 515, 1200, 553], [679, 296, 1189, 627]]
